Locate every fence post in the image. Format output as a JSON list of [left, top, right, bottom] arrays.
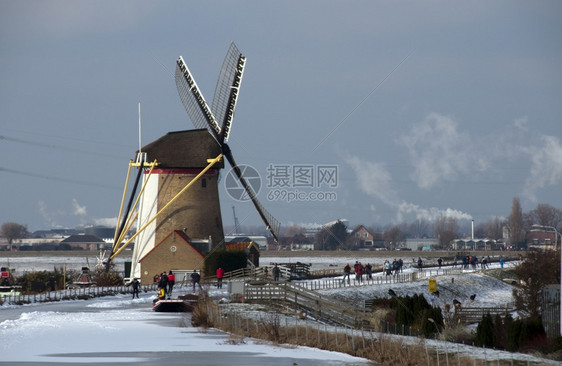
[[361, 328, 365, 349]]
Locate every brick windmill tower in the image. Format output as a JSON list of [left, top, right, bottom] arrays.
[[117, 43, 280, 280]]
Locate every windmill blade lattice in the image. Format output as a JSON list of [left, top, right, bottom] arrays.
[[175, 43, 281, 241], [175, 57, 221, 140], [212, 42, 246, 143]]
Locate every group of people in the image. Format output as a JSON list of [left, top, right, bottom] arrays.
[[384, 258, 404, 276], [455, 255, 492, 270], [342, 261, 376, 284], [156, 270, 176, 299]]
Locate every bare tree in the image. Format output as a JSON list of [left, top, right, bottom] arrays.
[[433, 216, 459, 249], [1, 222, 29, 251], [283, 224, 306, 238], [512, 250, 560, 320], [482, 217, 505, 240], [382, 225, 404, 250], [525, 203, 562, 231], [408, 219, 431, 238], [508, 197, 525, 246]]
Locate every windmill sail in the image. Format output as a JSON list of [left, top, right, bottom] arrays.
[[175, 43, 281, 242], [175, 57, 221, 140], [222, 145, 280, 241], [212, 42, 246, 143]]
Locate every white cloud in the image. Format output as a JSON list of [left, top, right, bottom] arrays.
[[344, 113, 561, 225], [345, 155, 397, 206], [71, 199, 87, 216], [513, 116, 528, 131], [3, 2, 157, 40], [523, 135, 562, 201], [37, 200, 57, 228], [398, 113, 490, 189], [93, 217, 118, 227], [345, 153, 473, 224]]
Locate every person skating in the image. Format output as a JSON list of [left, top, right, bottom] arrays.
[[216, 267, 224, 288], [167, 271, 175, 298], [130, 278, 141, 299], [190, 270, 201, 292]]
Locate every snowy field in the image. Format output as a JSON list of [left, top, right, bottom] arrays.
[[0, 253, 130, 274], [0, 292, 369, 365], [0, 253, 558, 365]]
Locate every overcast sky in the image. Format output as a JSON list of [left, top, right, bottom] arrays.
[[1, 1, 561, 234]]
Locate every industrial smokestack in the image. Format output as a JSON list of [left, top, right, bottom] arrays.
[[471, 220, 474, 240]]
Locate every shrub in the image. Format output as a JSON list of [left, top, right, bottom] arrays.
[[476, 313, 495, 347], [16, 268, 67, 293], [191, 295, 212, 328]]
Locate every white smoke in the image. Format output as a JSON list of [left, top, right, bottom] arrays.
[[397, 113, 489, 189], [71, 198, 87, 216], [345, 154, 473, 223], [523, 134, 562, 201], [345, 155, 397, 206], [395, 201, 472, 223], [93, 217, 118, 227]]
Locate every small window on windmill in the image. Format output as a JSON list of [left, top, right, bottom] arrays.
[[202, 178, 207, 188]]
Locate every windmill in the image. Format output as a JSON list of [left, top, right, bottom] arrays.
[[113, 43, 280, 280], [174, 42, 280, 242]]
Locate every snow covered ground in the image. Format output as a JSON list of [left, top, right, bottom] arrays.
[[0, 254, 129, 274], [0, 254, 558, 365], [295, 260, 518, 310], [0, 292, 369, 365]]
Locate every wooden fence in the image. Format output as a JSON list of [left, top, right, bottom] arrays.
[[243, 281, 373, 329], [453, 305, 513, 324], [205, 265, 292, 281], [0, 283, 158, 306], [204, 300, 546, 366]]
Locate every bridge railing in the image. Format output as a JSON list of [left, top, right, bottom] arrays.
[[243, 281, 374, 329]]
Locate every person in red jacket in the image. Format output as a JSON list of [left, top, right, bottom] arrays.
[[167, 270, 175, 298], [216, 267, 224, 288]]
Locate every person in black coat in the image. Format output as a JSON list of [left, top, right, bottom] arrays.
[[130, 278, 141, 299], [190, 270, 201, 291], [158, 272, 168, 297]]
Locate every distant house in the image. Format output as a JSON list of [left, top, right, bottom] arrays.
[[138, 230, 204, 285], [348, 225, 385, 250], [450, 238, 504, 251], [527, 229, 558, 250], [60, 235, 106, 251], [404, 238, 438, 251]]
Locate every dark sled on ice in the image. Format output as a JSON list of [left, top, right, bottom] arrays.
[[152, 294, 198, 312]]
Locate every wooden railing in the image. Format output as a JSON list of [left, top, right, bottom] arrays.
[[243, 281, 374, 330], [453, 305, 513, 324], [0, 284, 159, 306], [205, 265, 292, 281]]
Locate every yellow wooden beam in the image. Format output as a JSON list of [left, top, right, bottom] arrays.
[[110, 153, 223, 260]]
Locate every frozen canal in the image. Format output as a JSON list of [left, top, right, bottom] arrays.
[[0, 291, 370, 366]]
